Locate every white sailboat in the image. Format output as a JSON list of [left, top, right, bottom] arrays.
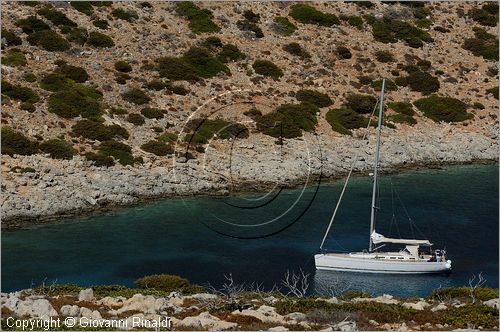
[[315, 79, 452, 274]]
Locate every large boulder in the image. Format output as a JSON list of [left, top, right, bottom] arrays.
[[403, 300, 431, 311], [483, 298, 499, 309], [15, 298, 58, 319], [111, 294, 165, 315], [60, 304, 80, 317], [78, 288, 94, 302]]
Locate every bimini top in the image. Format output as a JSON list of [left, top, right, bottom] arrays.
[[371, 231, 432, 246]]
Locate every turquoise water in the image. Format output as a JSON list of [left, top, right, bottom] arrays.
[[2, 164, 498, 296]]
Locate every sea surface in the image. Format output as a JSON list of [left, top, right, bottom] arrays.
[[2, 164, 498, 297]]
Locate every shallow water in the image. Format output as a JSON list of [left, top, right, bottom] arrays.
[[2, 164, 498, 297]]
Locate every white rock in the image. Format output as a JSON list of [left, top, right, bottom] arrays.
[[369, 319, 379, 326], [234, 305, 286, 324], [114, 294, 165, 314], [186, 293, 218, 301], [334, 320, 357, 331], [79, 307, 102, 320], [98, 296, 124, 308], [483, 298, 499, 309], [268, 326, 289, 331], [263, 296, 278, 305], [431, 303, 448, 312], [60, 304, 80, 317], [15, 299, 58, 319], [285, 312, 307, 322], [78, 288, 94, 302], [403, 301, 431, 311]]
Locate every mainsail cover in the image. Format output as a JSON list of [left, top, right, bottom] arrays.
[[371, 231, 432, 246]]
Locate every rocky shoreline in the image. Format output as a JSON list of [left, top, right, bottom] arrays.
[[2, 125, 498, 230], [2, 285, 499, 331]]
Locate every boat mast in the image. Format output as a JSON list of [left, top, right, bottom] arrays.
[[369, 78, 385, 252]]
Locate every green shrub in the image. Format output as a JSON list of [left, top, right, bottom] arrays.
[[353, 1, 374, 9], [166, 83, 189, 95], [20, 102, 36, 112], [340, 290, 372, 300], [347, 16, 363, 29], [358, 75, 373, 85], [202, 36, 223, 49], [127, 113, 145, 125], [237, 15, 264, 38], [1, 29, 22, 47], [273, 16, 297, 36], [326, 108, 368, 135], [345, 93, 377, 113], [135, 274, 204, 294], [184, 118, 249, 144], [439, 305, 498, 329], [108, 107, 128, 115], [468, 7, 498, 27], [369, 17, 433, 48], [371, 79, 398, 91], [175, 2, 220, 34], [2, 49, 27, 67], [40, 73, 73, 91], [15, 16, 49, 33], [92, 19, 109, 29], [114, 60, 132, 72], [2, 80, 39, 103], [487, 86, 499, 99], [39, 139, 76, 159], [404, 70, 440, 95], [387, 113, 417, 125], [414, 95, 472, 122], [157, 57, 199, 81], [56, 63, 89, 83], [387, 101, 414, 115], [290, 4, 340, 26], [71, 1, 93, 15], [144, 79, 166, 91], [97, 140, 135, 166], [48, 84, 103, 118], [252, 60, 283, 79], [72, 120, 129, 141], [283, 42, 310, 59], [296, 90, 332, 107], [158, 132, 178, 143], [122, 88, 150, 105], [337, 46, 352, 59], [183, 46, 230, 78], [111, 8, 139, 21], [26, 29, 70, 51], [463, 28, 499, 61], [434, 26, 450, 33], [63, 27, 88, 45], [375, 50, 394, 63], [217, 44, 245, 63], [85, 152, 114, 167], [1, 127, 38, 156], [38, 6, 76, 26], [141, 140, 173, 156], [473, 102, 485, 109], [256, 103, 318, 138], [141, 107, 164, 119], [88, 31, 114, 48]]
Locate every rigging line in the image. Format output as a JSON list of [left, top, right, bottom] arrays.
[[389, 178, 402, 238], [319, 98, 380, 250], [392, 181, 427, 240]]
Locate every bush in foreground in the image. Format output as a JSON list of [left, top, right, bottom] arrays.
[[135, 274, 204, 294]]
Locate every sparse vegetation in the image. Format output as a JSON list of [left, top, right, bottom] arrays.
[[39, 139, 76, 160], [237, 10, 264, 38], [337, 46, 352, 59], [252, 60, 283, 79], [135, 274, 204, 295], [72, 120, 129, 141], [140, 107, 164, 119], [273, 16, 297, 36], [295, 90, 332, 107], [369, 17, 433, 48], [15, 16, 50, 34], [467, 5, 498, 27], [114, 60, 133, 72], [1, 29, 22, 47], [217, 44, 245, 63], [175, 2, 220, 34], [97, 140, 135, 166], [71, 1, 94, 15], [388, 101, 414, 116], [487, 86, 499, 99], [414, 95, 473, 122], [184, 118, 249, 144], [345, 93, 377, 113], [347, 16, 363, 29], [38, 6, 76, 26], [92, 19, 109, 30], [290, 4, 340, 27]]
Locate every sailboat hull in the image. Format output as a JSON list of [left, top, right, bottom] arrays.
[[315, 253, 451, 274]]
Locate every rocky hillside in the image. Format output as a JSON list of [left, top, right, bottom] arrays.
[[1, 1, 499, 226]]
